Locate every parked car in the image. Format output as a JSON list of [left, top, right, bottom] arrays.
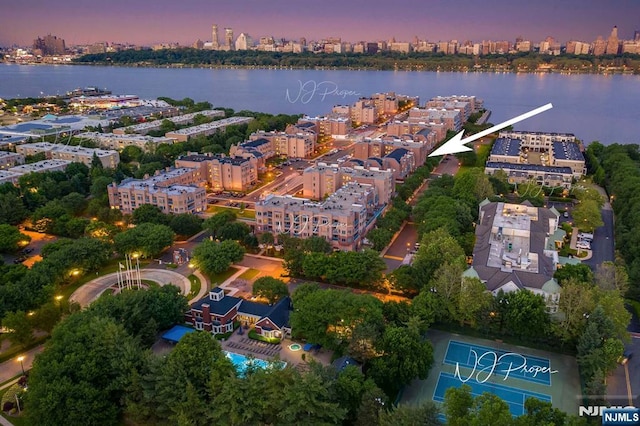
[[563, 211, 569, 218]]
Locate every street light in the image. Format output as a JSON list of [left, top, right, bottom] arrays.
[[17, 355, 25, 375]]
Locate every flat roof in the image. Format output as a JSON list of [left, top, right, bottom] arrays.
[[553, 141, 584, 161], [490, 138, 522, 157]]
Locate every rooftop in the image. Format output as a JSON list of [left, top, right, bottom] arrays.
[[490, 137, 522, 157], [552, 141, 584, 161]]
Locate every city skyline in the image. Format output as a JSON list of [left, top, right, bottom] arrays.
[[2, 0, 639, 47]]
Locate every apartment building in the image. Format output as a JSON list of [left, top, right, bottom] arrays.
[[8, 159, 71, 176], [469, 201, 565, 312], [165, 116, 254, 142], [107, 168, 206, 214], [0, 151, 25, 170], [0, 170, 22, 185], [256, 182, 377, 251], [354, 137, 428, 169], [76, 132, 175, 152], [352, 99, 379, 125], [302, 163, 394, 205], [407, 107, 462, 132], [488, 132, 585, 179], [247, 130, 316, 159], [297, 116, 351, 138], [15, 142, 120, 168], [175, 154, 257, 192], [426, 95, 484, 113], [113, 109, 226, 135], [386, 122, 442, 146]]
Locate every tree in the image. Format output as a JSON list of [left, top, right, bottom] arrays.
[[412, 228, 466, 288], [202, 210, 237, 236], [427, 261, 466, 322], [517, 398, 568, 426], [555, 278, 595, 344], [444, 384, 474, 426], [114, 222, 175, 257], [554, 263, 594, 285], [389, 265, 421, 296], [252, 277, 289, 304], [0, 193, 28, 225], [502, 290, 550, 341], [458, 277, 492, 327], [259, 232, 274, 245], [27, 314, 143, 426], [290, 289, 384, 350], [169, 213, 203, 237], [379, 402, 441, 426], [1, 310, 33, 347], [594, 260, 629, 293], [132, 204, 169, 225], [368, 324, 434, 398], [192, 239, 245, 276], [468, 393, 513, 426], [278, 369, 347, 425], [572, 199, 603, 232], [0, 225, 30, 253]]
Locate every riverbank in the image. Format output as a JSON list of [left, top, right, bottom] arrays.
[[4, 60, 638, 75]]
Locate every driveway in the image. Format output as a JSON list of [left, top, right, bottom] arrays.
[[70, 269, 191, 308]]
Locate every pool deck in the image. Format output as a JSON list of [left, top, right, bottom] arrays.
[[151, 328, 334, 370], [219, 331, 333, 369]]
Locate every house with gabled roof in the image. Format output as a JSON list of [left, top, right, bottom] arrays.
[[186, 287, 292, 339]]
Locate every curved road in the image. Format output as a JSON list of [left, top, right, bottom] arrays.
[[70, 269, 191, 308]]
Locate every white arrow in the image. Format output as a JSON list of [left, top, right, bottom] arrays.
[[428, 103, 553, 157]]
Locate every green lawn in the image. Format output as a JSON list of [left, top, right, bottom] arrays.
[[0, 385, 29, 426], [205, 267, 239, 290], [239, 268, 260, 281], [206, 205, 256, 220], [187, 274, 201, 299]]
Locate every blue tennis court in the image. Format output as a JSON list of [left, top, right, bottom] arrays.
[[444, 340, 553, 385], [433, 372, 552, 416]]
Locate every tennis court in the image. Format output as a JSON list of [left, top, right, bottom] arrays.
[[444, 340, 553, 385], [433, 372, 552, 416]]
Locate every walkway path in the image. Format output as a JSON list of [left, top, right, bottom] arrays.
[[0, 345, 44, 388], [70, 269, 191, 308]]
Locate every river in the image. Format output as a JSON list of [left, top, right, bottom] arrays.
[[0, 63, 638, 144]]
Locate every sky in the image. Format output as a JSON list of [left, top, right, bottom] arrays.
[[2, 0, 639, 47]]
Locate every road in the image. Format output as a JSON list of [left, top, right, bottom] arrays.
[[584, 208, 615, 269], [382, 157, 461, 272]]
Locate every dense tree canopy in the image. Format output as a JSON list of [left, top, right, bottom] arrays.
[[192, 239, 245, 276]]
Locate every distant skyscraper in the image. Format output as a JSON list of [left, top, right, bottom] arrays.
[[235, 33, 252, 50], [634, 30, 640, 42], [592, 35, 607, 56], [225, 28, 234, 50], [33, 34, 66, 55], [605, 26, 620, 55], [211, 24, 219, 49]]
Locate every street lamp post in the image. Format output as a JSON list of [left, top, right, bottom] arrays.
[[17, 355, 25, 375]]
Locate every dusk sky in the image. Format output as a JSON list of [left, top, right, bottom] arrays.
[[2, 0, 639, 47]]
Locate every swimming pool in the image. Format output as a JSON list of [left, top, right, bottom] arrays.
[[289, 343, 302, 351], [225, 351, 286, 376]]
